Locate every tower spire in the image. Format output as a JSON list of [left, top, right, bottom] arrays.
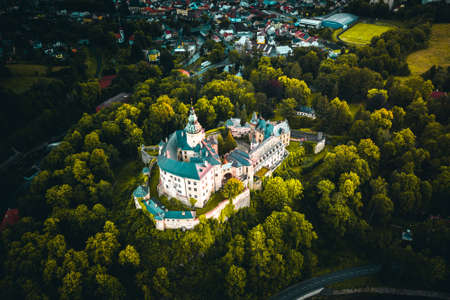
[[185, 106, 202, 134]]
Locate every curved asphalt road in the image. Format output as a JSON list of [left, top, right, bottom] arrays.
[[270, 264, 382, 300], [191, 58, 230, 77]]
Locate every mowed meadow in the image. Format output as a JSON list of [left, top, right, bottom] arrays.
[[406, 23, 450, 76], [340, 22, 395, 45]]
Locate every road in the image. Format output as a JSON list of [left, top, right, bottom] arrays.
[[270, 264, 381, 300], [191, 58, 230, 77]]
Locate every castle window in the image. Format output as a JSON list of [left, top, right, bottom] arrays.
[[194, 188, 197, 192]]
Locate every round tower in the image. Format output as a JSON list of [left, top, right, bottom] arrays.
[[185, 107, 204, 148]]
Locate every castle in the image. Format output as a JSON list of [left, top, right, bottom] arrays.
[[157, 108, 290, 208], [134, 107, 290, 230]]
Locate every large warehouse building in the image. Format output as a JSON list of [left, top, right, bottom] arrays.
[[321, 13, 359, 29]]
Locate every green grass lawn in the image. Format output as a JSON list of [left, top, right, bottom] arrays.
[[406, 23, 450, 76], [7, 64, 48, 76], [340, 23, 395, 45], [206, 126, 224, 135], [255, 167, 269, 178], [196, 192, 225, 215], [332, 28, 343, 43], [0, 76, 56, 94], [287, 141, 302, 152], [302, 145, 329, 170], [1, 64, 67, 94], [112, 160, 144, 208], [6, 64, 67, 76]]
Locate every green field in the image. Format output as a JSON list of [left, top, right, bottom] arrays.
[[340, 23, 395, 45], [0, 76, 58, 94], [6, 64, 67, 76], [406, 23, 450, 76], [0, 64, 67, 94], [332, 28, 343, 43]]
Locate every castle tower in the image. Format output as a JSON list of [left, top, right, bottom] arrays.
[[185, 107, 204, 148], [250, 111, 258, 127]]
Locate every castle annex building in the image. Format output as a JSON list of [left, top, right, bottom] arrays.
[[156, 108, 291, 208]]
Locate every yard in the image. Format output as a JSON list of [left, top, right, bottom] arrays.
[[340, 23, 395, 45], [0, 76, 56, 94], [406, 23, 450, 76], [287, 141, 302, 152], [205, 126, 224, 135], [0, 64, 67, 94], [195, 191, 225, 215], [255, 167, 269, 178]]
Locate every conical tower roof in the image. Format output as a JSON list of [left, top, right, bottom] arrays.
[[185, 107, 203, 134]]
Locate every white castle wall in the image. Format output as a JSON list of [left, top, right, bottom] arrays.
[[314, 138, 326, 154], [154, 189, 251, 230]]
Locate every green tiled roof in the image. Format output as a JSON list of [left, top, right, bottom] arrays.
[[143, 198, 194, 221], [158, 156, 201, 179], [257, 119, 266, 130], [158, 123, 220, 179], [165, 210, 194, 219], [228, 149, 252, 167], [133, 185, 149, 198], [264, 123, 274, 139], [144, 198, 165, 220], [299, 106, 315, 113], [185, 107, 202, 134]]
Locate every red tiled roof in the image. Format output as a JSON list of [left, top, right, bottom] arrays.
[[431, 91, 447, 99], [99, 75, 117, 89], [178, 69, 190, 77], [0, 208, 19, 231]]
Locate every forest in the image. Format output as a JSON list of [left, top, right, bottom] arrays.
[[1, 7, 450, 300]]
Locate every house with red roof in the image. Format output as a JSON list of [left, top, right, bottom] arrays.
[[431, 91, 447, 99], [99, 75, 117, 89], [0, 208, 19, 231]]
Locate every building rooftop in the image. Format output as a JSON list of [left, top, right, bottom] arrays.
[[228, 149, 252, 167], [133, 185, 149, 198], [143, 198, 194, 221], [158, 111, 220, 180]]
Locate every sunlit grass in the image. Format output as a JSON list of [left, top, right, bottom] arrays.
[[113, 160, 143, 208], [196, 192, 225, 215], [0, 76, 56, 94], [1, 64, 67, 94], [406, 23, 450, 76], [340, 23, 395, 45]]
